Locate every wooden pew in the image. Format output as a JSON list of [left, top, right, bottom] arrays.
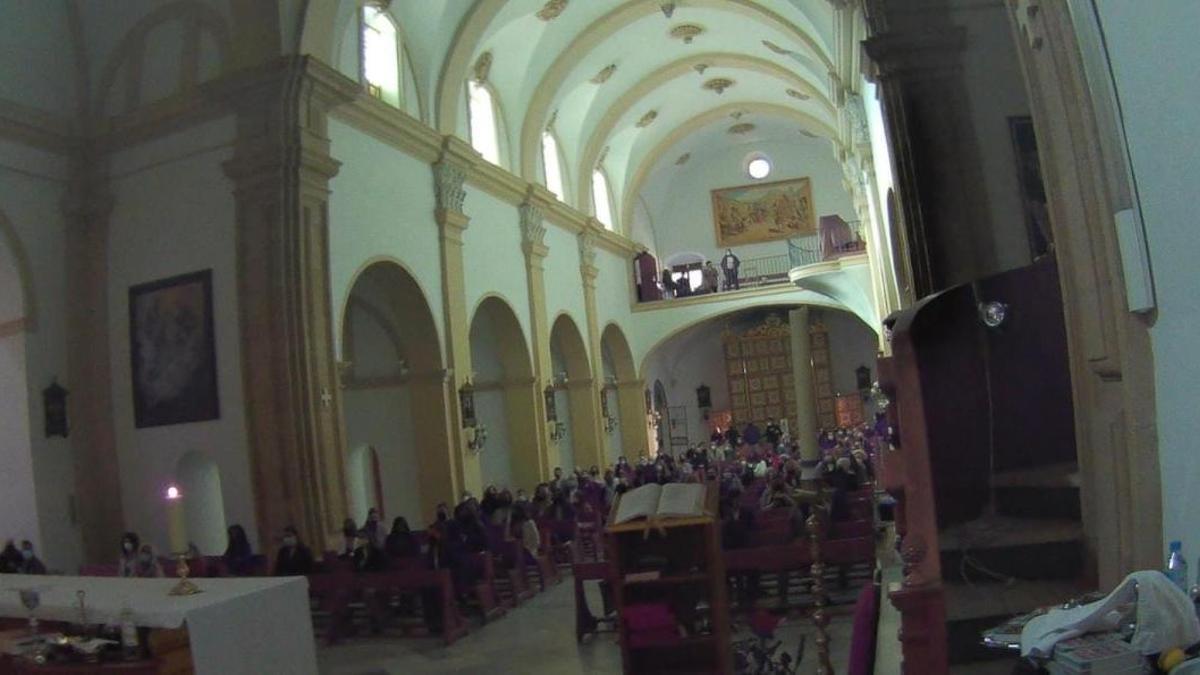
[[356, 568, 468, 646]]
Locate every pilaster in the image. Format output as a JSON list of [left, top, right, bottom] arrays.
[[63, 149, 124, 563], [220, 56, 356, 550], [789, 307, 820, 461], [519, 187, 554, 479], [433, 135, 480, 497], [616, 379, 651, 460], [577, 225, 608, 468]]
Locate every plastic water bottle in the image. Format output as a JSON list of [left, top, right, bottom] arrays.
[[119, 605, 139, 660], [1166, 540, 1188, 591]]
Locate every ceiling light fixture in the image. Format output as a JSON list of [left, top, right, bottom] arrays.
[[660, 2, 676, 19]]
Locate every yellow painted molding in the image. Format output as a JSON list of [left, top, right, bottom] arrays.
[[330, 93, 443, 163]]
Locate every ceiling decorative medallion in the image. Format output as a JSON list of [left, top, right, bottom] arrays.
[[730, 110, 746, 120], [472, 51, 493, 83], [675, 152, 691, 166], [536, 0, 568, 21], [693, 63, 709, 75], [785, 88, 810, 100], [762, 39, 793, 55], [669, 23, 705, 44], [799, 129, 818, 138], [590, 64, 617, 84], [703, 77, 735, 95], [636, 110, 659, 128], [728, 123, 757, 135], [660, 2, 676, 19]]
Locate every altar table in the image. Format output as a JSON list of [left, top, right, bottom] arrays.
[[0, 575, 316, 675]]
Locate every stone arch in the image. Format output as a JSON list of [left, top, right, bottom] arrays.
[[175, 451, 227, 555], [0, 210, 38, 549], [93, 0, 232, 117], [469, 294, 541, 490], [619, 102, 840, 231], [549, 312, 600, 473], [601, 322, 646, 463], [340, 260, 447, 523], [0, 209, 34, 331]]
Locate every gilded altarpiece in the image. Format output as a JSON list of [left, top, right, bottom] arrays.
[[724, 315, 798, 432]]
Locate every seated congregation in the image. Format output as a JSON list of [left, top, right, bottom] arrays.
[[0, 422, 885, 672]]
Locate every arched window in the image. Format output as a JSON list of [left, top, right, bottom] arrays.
[[541, 131, 565, 201], [592, 169, 615, 230], [361, 6, 401, 107], [468, 80, 501, 165]]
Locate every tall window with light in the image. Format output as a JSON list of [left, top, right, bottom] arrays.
[[468, 81, 501, 165], [592, 169, 615, 230], [361, 7, 400, 107], [541, 131, 565, 201]]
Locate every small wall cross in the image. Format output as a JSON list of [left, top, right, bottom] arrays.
[[320, 387, 333, 408]]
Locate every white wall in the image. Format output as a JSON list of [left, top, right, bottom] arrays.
[[953, 0, 1033, 273], [107, 116, 256, 553], [638, 134, 857, 270], [470, 307, 516, 489], [463, 192, 531, 349], [1091, 0, 1200, 556], [822, 309, 880, 396], [0, 0, 78, 115], [328, 119, 444, 358], [0, 137, 82, 571]]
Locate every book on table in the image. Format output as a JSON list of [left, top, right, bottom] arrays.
[[613, 483, 707, 525]]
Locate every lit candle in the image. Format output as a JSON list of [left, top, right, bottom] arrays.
[[165, 485, 187, 555]]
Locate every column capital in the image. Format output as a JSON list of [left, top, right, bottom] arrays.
[[519, 191, 548, 259], [578, 229, 599, 282]]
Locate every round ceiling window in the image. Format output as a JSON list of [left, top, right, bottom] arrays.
[[746, 154, 771, 180]]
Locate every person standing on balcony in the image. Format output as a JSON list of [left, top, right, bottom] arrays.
[[720, 249, 740, 290], [702, 260, 719, 294], [661, 268, 677, 298]]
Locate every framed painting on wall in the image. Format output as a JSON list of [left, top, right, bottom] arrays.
[[129, 269, 220, 428], [711, 176, 816, 247]]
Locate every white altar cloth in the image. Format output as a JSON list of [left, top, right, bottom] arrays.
[[0, 574, 316, 675]]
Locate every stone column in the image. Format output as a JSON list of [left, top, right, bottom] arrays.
[[407, 368, 458, 521], [504, 377, 544, 490], [220, 57, 358, 551], [617, 379, 651, 460], [518, 192, 553, 479], [863, 25, 992, 295], [577, 228, 608, 469], [63, 152, 125, 563], [432, 137, 480, 498], [789, 307, 820, 460]]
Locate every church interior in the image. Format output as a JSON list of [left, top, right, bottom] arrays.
[[1, 1, 1197, 674]]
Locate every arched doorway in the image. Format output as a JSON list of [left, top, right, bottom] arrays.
[[549, 314, 601, 473], [652, 381, 670, 458], [340, 260, 446, 524], [600, 323, 645, 464], [346, 445, 384, 525], [0, 216, 38, 549], [175, 451, 227, 554], [469, 296, 540, 492]]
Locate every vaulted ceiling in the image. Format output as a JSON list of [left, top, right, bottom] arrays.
[[304, 0, 866, 233]]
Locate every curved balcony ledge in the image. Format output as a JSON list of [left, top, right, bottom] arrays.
[[788, 252, 878, 331]]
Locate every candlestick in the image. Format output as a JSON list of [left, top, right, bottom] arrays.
[[165, 485, 187, 555]]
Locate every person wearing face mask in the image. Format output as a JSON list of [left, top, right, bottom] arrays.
[[118, 532, 142, 577], [360, 508, 387, 550], [490, 489, 514, 527], [16, 540, 46, 574], [385, 517, 420, 560], [273, 525, 313, 576], [133, 544, 164, 578], [0, 540, 23, 573]]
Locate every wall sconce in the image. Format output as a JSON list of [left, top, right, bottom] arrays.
[[549, 420, 566, 443], [467, 425, 488, 453], [977, 300, 1009, 329], [600, 386, 618, 433], [459, 378, 477, 428], [554, 371, 569, 386], [544, 384, 558, 422]]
